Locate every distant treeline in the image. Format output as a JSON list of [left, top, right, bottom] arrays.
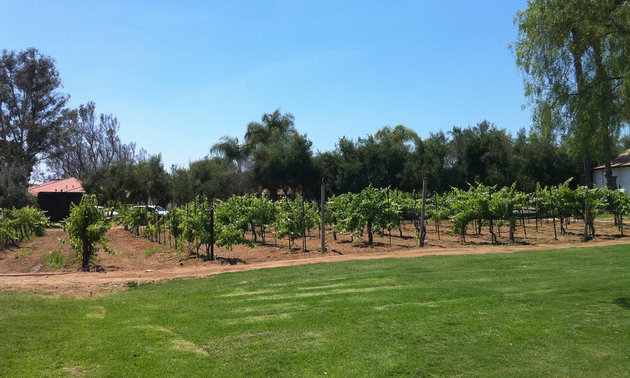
[[82, 110, 628, 208]]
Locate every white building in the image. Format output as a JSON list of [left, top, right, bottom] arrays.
[[593, 148, 630, 191]]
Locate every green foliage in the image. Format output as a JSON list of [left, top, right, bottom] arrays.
[[165, 207, 185, 251], [447, 188, 477, 241], [178, 196, 253, 258], [601, 188, 630, 234], [328, 186, 404, 244], [0, 48, 70, 203], [62, 194, 114, 269], [144, 246, 163, 257], [128, 181, 630, 254], [513, 0, 630, 186], [118, 206, 148, 235], [217, 194, 276, 243], [428, 193, 449, 229], [0, 206, 49, 247], [13, 247, 32, 259], [181, 197, 214, 257], [489, 184, 528, 242], [273, 196, 319, 249], [43, 248, 68, 270]]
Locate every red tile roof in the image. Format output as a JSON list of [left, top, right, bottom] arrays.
[[28, 178, 84, 194]]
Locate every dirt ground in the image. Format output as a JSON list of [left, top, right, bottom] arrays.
[[1, 218, 629, 298]]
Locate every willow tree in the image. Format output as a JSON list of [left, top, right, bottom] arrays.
[[513, 0, 630, 188]]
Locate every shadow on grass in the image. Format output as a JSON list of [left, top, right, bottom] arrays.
[[613, 297, 630, 309]]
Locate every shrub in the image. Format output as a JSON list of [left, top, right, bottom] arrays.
[[44, 248, 68, 270], [62, 195, 114, 270]]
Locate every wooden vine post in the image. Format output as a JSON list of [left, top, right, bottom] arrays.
[[321, 178, 326, 252], [583, 192, 589, 242], [419, 175, 428, 247], [208, 199, 215, 261]]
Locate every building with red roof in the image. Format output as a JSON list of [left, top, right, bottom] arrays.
[[28, 177, 84, 195], [28, 178, 85, 222]]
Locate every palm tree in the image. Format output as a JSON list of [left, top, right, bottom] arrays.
[[244, 109, 296, 150], [210, 136, 247, 173]]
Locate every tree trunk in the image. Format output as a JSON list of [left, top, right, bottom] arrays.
[[583, 157, 595, 189], [250, 221, 257, 242], [583, 195, 590, 242], [605, 160, 615, 189]]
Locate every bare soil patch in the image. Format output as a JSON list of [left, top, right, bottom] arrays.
[[1, 218, 628, 297]]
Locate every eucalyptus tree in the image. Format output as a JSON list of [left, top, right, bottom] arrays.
[[317, 125, 420, 194], [316, 137, 368, 195], [0, 48, 70, 203], [513, 0, 630, 188], [47, 101, 136, 179]]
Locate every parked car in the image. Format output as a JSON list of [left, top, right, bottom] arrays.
[[132, 205, 169, 217], [96, 206, 119, 218]]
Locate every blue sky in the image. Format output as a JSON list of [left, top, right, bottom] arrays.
[[1, 0, 530, 169]]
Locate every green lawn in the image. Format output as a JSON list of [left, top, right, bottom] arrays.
[[1, 245, 630, 377]]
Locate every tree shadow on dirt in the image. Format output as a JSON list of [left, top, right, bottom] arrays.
[[217, 257, 247, 266]]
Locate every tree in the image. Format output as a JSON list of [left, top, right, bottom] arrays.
[[0, 48, 69, 201], [509, 127, 580, 192], [82, 159, 138, 206], [0, 161, 30, 208], [449, 121, 512, 189], [188, 157, 241, 200], [136, 154, 171, 207], [47, 101, 136, 179], [245, 110, 317, 199], [318, 137, 369, 194], [251, 132, 317, 200], [209, 136, 249, 194], [244, 109, 296, 150], [420, 131, 454, 194], [210, 136, 248, 173], [316, 126, 420, 195], [513, 0, 630, 188], [363, 125, 419, 189]]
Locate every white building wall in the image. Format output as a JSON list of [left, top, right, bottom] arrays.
[[593, 166, 630, 191], [615, 166, 630, 191], [594, 169, 606, 188]]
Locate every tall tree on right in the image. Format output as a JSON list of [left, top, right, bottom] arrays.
[[513, 0, 630, 188]]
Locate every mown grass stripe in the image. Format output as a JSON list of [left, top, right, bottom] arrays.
[[1, 244, 629, 377]]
